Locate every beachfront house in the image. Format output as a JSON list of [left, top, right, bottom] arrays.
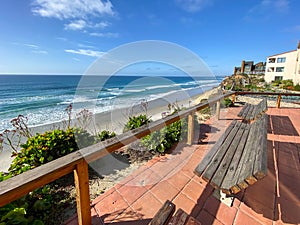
[[264, 41, 300, 84], [234, 60, 265, 75]]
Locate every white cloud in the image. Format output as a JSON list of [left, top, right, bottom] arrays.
[[65, 49, 105, 57], [32, 0, 115, 19], [64, 19, 87, 30], [175, 0, 213, 12], [24, 44, 39, 49], [32, 0, 116, 33], [32, 50, 48, 54], [90, 32, 119, 38], [247, 0, 290, 17]]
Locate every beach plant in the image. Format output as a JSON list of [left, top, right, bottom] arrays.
[[0, 115, 33, 153], [123, 114, 152, 132], [76, 109, 93, 130], [142, 114, 187, 153], [221, 98, 234, 108], [65, 103, 73, 129], [96, 130, 116, 141], [8, 128, 94, 175]]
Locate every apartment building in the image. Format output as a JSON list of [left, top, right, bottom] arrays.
[[234, 61, 266, 75], [265, 42, 300, 84]]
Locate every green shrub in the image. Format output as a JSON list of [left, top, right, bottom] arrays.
[[142, 119, 187, 153], [123, 114, 152, 132], [97, 130, 116, 141], [294, 84, 300, 91], [8, 128, 94, 176], [221, 98, 234, 107]]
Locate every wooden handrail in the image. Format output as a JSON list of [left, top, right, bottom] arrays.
[[235, 91, 300, 108]]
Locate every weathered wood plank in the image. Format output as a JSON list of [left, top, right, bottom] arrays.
[[253, 114, 268, 179], [187, 112, 195, 145], [238, 103, 249, 117], [149, 200, 175, 225], [202, 121, 242, 181], [220, 123, 251, 194], [0, 151, 82, 207], [194, 120, 237, 177], [245, 105, 255, 121], [168, 209, 188, 225], [74, 159, 91, 225], [210, 122, 247, 189], [236, 120, 261, 189], [185, 216, 202, 225]]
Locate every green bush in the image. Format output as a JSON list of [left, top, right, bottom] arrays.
[[142, 119, 187, 153], [97, 130, 116, 141], [8, 128, 94, 176], [221, 98, 234, 107], [123, 114, 152, 132], [294, 84, 300, 91]]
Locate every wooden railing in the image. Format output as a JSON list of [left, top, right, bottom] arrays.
[[234, 91, 300, 108], [0, 91, 234, 225], [1, 90, 299, 224]]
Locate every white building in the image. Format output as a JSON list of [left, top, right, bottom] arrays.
[[265, 42, 300, 84]]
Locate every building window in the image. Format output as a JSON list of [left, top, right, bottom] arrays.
[[277, 57, 286, 63], [274, 76, 283, 81], [267, 67, 274, 72], [268, 58, 276, 63], [276, 67, 284, 72]]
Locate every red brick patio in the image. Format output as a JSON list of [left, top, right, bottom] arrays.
[[66, 106, 300, 225]]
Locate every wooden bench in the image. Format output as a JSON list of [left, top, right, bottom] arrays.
[[238, 98, 267, 122], [194, 114, 268, 195], [149, 200, 201, 225]]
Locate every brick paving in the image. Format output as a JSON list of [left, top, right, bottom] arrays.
[[66, 107, 300, 225]]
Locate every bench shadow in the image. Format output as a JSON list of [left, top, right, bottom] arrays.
[[198, 123, 220, 144], [232, 140, 300, 224], [269, 115, 299, 136]]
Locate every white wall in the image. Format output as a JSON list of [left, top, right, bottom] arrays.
[[265, 50, 300, 84]]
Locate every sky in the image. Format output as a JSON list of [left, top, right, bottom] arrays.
[[0, 0, 300, 76]]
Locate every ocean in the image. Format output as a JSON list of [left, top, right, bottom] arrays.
[[0, 75, 223, 132]]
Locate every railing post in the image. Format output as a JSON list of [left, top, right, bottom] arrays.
[[232, 93, 236, 105], [216, 100, 221, 120], [187, 112, 195, 145], [277, 94, 281, 108], [74, 159, 91, 225]]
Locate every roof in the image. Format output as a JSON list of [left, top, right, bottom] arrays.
[[267, 49, 297, 58]]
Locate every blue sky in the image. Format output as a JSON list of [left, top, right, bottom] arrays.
[[0, 0, 299, 76]]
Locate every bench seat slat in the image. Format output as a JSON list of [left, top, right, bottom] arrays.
[[220, 123, 251, 194], [194, 120, 237, 176], [237, 103, 249, 117], [149, 200, 175, 225], [168, 209, 188, 225], [211, 123, 249, 189], [202, 121, 242, 181], [253, 114, 268, 179], [236, 119, 262, 189]]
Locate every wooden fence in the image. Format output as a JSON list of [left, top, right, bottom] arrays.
[[0, 90, 299, 224]]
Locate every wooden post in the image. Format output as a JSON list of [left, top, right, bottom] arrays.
[[216, 100, 221, 120], [277, 94, 281, 108], [187, 112, 195, 145], [231, 93, 236, 105], [74, 160, 91, 225]]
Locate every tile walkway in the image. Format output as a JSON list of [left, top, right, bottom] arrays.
[[66, 106, 300, 225]]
